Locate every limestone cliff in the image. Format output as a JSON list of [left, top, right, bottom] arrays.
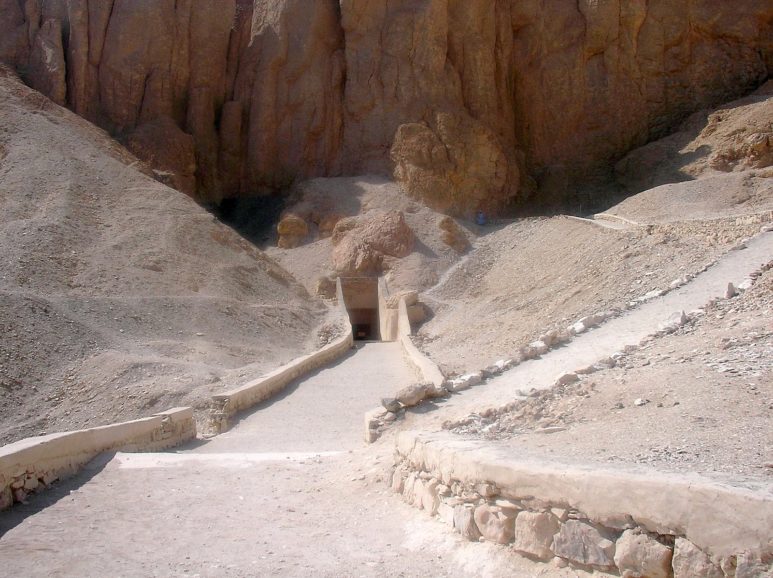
[[1, 0, 771, 214]]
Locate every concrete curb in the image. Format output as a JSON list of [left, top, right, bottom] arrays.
[[393, 430, 773, 573], [397, 296, 445, 387], [0, 407, 195, 510], [593, 212, 643, 227], [207, 278, 354, 434]]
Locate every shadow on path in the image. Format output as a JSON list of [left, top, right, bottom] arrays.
[[0, 451, 113, 538]]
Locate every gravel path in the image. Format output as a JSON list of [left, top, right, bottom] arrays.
[[198, 342, 418, 453]]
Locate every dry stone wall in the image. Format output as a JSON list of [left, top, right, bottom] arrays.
[[0, 407, 196, 510], [392, 431, 773, 578], [1, 0, 771, 211]]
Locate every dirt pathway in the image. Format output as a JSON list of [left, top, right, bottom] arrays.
[[0, 343, 572, 577]]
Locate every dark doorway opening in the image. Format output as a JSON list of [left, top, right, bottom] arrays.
[[339, 277, 380, 341], [350, 309, 379, 340]]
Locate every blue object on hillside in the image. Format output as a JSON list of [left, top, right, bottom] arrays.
[[476, 210, 487, 226]]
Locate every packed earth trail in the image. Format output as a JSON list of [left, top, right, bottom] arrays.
[[0, 343, 576, 578]]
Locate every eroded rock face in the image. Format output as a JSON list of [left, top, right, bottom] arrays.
[[27, 18, 66, 105], [391, 113, 511, 216], [232, 0, 345, 193], [1, 0, 771, 210]]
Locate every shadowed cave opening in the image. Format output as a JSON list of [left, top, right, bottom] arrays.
[[209, 194, 286, 247], [339, 277, 380, 341]]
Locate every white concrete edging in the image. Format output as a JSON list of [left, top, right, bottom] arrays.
[[208, 279, 354, 433], [395, 430, 773, 562], [0, 407, 195, 510], [397, 296, 445, 387]]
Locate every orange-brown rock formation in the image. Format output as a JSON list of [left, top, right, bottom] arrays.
[[1, 0, 771, 213]]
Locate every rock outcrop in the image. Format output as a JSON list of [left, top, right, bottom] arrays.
[[331, 211, 415, 276], [616, 81, 773, 193], [1, 0, 771, 211]]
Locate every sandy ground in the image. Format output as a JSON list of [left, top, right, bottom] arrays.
[[0, 70, 327, 444], [416, 211, 770, 375]]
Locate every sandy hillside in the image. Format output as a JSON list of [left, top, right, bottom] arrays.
[[415, 213, 768, 375], [447, 262, 773, 492], [614, 80, 773, 195], [0, 69, 327, 444], [415, 86, 773, 376]]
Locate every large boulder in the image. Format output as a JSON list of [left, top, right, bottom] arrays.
[[438, 216, 470, 253], [277, 214, 309, 249], [331, 211, 415, 275], [391, 112, 511, 217]]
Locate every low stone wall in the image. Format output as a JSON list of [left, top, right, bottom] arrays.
[[0, 407, 195, 510], [397, 296, 445, 387], [208, 279, 354, 433], [391, 431, 773, 577]]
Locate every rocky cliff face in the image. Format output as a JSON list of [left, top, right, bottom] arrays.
[[1, 0, 771, 214]]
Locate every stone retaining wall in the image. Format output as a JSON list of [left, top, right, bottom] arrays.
[[391, 431, 773, 578], [378, 277, 398, 341], [0, 407, 195, 510], [208, 278, 354, 433]]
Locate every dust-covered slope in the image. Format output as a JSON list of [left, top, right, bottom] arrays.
[[416, 88, 773, 375], [0, 69, 326, 444], [416, 214, 769, 375], [265, 176, 469, 295], [610, 81, 773, 222]]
